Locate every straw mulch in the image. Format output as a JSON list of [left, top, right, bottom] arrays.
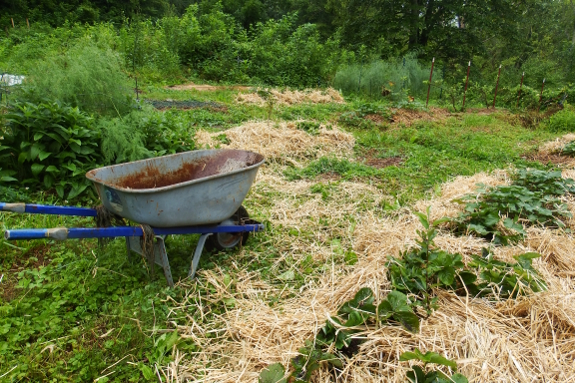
[[390, 107, 451, 127], [195, 121, 354, 164], [527, 133, 575, 167], [235, 88, 345, 106], [165, 142, 575, 381]]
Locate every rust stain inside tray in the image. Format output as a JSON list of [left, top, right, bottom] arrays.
[[111, 150, 263, 190]]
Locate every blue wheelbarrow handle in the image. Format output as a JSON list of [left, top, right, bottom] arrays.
[[4, 224, 265, 241], [0, 202, 97, 217]]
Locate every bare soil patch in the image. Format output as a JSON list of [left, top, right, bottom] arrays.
[[360, 149, 403, 168], [146, 99, 226, 111]]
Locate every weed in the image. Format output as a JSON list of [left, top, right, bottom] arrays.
[[296, 121, 321, 135], [547, 106, 575, 133], [285, 157, 380, 181]]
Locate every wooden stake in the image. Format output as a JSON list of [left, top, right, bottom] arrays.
[[11, 18, 14, 28], [426, 57, 435, 108], [462, 61, 471, 109], [516, 72, 524, 108], [492, 65, 502, 109], [26, 18, 30, 29]]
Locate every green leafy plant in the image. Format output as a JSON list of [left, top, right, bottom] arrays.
[[388, 208, 547, 307], [1, 101, 101, 199], [452, 169, 574, 245], [561, 141, 575, 156], [296, 121, 321, 135], [400, 348, 468, 383], [259, 287, 419, 383], [387, 208, 463, 315], [468, 250, 547, 298]]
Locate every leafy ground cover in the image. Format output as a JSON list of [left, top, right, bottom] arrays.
[[2, 86, 575, 382]]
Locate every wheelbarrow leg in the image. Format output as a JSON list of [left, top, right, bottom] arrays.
[[125, 235, 175, 288], [189, 233, 212, 279], [155, 236, 174, 287]]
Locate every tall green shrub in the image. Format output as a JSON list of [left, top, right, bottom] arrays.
[[21, 44, 133, 116], [333, 54, 436, 100]]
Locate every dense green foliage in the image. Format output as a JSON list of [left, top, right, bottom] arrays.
[[22, 44, 133, 116], [452, 169, 575, 244], [2, 0, 575, 100], [1, 101, 101, 200]]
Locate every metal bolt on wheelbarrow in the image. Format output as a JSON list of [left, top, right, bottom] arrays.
[[2, 149, 265, 287]]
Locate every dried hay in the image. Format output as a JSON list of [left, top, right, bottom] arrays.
[[539, 133, 575, 155], [528, 134, 575, 167], [390, 107, 451, 127], [195, 121, 354, 163], [235, 88, 345, 106], [166, 83, 250, 91], [168, 162, 575, 382]]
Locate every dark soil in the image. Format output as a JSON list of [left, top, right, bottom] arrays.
[[146, 99, 225, 111]]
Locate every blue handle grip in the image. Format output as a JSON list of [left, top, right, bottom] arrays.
[[4, 224, 264, 241], [0, 202, 97, 217]]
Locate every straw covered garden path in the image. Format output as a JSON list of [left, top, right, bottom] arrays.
[[149, 91, 575, 382]]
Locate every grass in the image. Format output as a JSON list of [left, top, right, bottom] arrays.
[[1, 87, 568, 381]]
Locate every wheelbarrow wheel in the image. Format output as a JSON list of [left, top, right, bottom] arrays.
[[206, 206, 251, 251]]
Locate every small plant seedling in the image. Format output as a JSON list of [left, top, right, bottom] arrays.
[[400, 348, 469, 383], [296, 121, 321, 135], [560, 141, 575, 156]]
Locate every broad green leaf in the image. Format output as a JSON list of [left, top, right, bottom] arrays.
[[387, 290, 409, 311], [38, 151, 51, 161], [0, 176, 17, 182], [31, 163, 45, 176], [259, 363, 287, 383], [393, 311, 419, 333], [451, 373, 469, 383], [428, 353, 457, 369], [68, 183, 88, 200], [165, 330, 179, 350], [139, 364, 154, 380], [55, 185, 65, 198], [30, 143, 43, 160], [414, 211, 429, 229], [438, 267, 455, 286], [400, 351, 419, 361]]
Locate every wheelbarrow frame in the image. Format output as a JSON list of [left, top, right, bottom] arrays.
[[2, 202, 263, 287]]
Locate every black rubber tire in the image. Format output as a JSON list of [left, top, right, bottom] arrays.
[[205, 206, 251, 252]]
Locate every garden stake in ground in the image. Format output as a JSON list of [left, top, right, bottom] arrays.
[[1, 149, 266, 287]]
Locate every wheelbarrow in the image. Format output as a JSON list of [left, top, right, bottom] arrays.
[[1, 149, 265, 287]]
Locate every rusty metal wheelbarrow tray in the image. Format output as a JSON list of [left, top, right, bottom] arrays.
[[85, 149, 265, 227]]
